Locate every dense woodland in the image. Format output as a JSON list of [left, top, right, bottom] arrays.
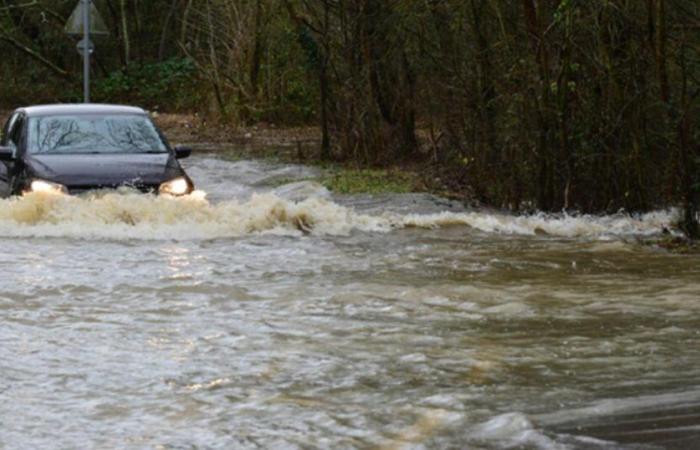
[[1, 1, 699, 234]]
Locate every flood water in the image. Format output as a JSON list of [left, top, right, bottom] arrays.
[[1, 154, 699, 449]]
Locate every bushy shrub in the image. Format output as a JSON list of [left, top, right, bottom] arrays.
[[94, 58, 201, 111]]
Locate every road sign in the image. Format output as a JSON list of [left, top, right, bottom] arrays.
[[76, 38, 95, 56], [64, 0, 109, 37]]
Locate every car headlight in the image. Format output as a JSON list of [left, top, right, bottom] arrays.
[[159, 177, 192, 196], [25, 179, 68, 195]]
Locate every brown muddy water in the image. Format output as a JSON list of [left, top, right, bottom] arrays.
[[1, 155, 699, 449]]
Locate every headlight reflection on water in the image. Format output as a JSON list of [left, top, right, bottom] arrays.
[[164, 245, 192, 274]]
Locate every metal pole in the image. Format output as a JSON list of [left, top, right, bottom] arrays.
[[83, 0, 91, 103]]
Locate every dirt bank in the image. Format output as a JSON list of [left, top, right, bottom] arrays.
[[153, 112, 321, 149]]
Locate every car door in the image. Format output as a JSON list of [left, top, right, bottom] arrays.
[[0, 113, 25, 197]]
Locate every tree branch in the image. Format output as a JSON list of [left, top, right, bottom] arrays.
[[0, 34, 71, 79], [0, 0, 37, 12]]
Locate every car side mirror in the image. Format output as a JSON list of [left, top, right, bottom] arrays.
[[174, 145, 192, 159], [0, 146, 14, 161]]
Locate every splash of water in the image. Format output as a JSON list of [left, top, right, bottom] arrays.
[[0, 190, 677, 240], [401, 209, 677, 237]]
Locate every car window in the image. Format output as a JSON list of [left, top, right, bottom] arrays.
[[27, 114, 168, 155]]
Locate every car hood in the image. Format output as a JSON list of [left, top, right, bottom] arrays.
[[25, 153, 184, 189]]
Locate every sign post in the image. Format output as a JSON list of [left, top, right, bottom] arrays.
[[82, 0, 90, 103], [64, 0, 109, 103]]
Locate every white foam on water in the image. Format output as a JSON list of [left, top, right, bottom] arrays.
[[402, 210, 677, 237], [0, 190, 679, 241]]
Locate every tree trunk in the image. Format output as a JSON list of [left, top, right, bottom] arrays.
[[120, 0, 130, 65], [158, 0, 180, 61], [363, 0, 417, 160], [319, 0, 331, 161], [206, 0, 226, 118], [522, 0, 554, 210], [249, 0, 264, 95], [654, 0, 670, 104], [677, 34, 699, 238]]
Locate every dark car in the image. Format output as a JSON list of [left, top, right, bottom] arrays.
[[0, 104, 194, 197]]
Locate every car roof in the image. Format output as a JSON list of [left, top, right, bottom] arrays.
[[17, 104, 147, 117]]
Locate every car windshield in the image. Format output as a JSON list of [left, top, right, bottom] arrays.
[[28, 114, 168, 154]]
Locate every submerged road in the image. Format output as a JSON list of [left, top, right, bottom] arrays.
[[1, 155, 699, 449]]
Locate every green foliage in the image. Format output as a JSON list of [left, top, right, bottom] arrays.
[[263, 167, 417, 194], [94, 58, 199, 110], [320, 169, 417, 195], [250, 76, 316, 125]]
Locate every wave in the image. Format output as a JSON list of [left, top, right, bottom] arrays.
[[0, 189, 677, 240]]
